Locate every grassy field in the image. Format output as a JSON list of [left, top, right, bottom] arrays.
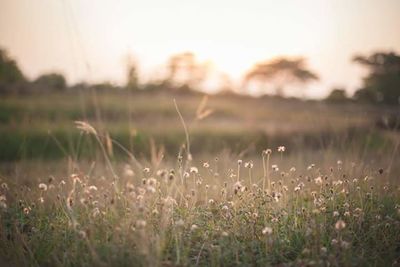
[[0, 90, 398, 161], [0, 90, 400, 266]]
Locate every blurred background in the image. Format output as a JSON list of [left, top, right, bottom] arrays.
[[0, 0, 399, 164]]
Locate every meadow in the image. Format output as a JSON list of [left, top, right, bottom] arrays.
[[0, 90, 400, 266]]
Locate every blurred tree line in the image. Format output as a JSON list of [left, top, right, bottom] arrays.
[[244, 57, 319, 96], [353, 52, 400, 105], [1, 47, 399, 105]]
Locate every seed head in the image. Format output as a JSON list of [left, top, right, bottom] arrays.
[[272, 164, 279, 171], [335, 219, 346, 231], [136, 219, 147, 228], [1, 183, 9, 190], [262, 149, 272, 156], [244, 161, 254, 168], [88, 185, 98, 191], [38, 183, 48, 191], [75, 121, 97, 135], [190, 167, 199, 174], [262, 226, 273, 235], [333, 211, 339, 217], [314, 177, 323, 185]]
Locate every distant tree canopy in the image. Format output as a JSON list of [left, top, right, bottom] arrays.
[[126, 64, 138, 90], [125, 55, 139, 90], [353, 51, 400, 105], [166, 52, 209, 90], [326, 88, 348, 102], [244, 57, 318, 96], [0, 48, 25, 84], [34, 73, 67, 91]]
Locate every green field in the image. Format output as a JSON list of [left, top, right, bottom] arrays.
[[0, 90, 397, 161]]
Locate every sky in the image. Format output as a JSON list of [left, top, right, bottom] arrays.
[[1, 0, 400, 98]]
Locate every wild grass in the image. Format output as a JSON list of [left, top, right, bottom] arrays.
[[0, 106, 400, 266]]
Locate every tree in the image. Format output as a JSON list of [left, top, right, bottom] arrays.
[[326, 88, 348, 102], [126, 64, 138, 90], [244, 57, 318, 96], [353, 51, 400, 105], [125, 55, 139, 90], [34, 73, 67, 91], [0, 48, 25, 84], [166, 52, 209, 90]]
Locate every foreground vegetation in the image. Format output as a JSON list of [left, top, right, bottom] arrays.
[[0, 88, 399, 266], [0, 119, 399, 266]]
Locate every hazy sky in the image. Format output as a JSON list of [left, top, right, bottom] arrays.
[[1, 0, 400, 97]]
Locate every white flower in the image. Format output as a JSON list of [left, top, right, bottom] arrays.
[[244, 162, 254, 168], [333, 211, 340, 217], [78, 230, 87, 239], [147, 178, 157, 187], [262, 226, 273, 235], [88, 185, 98, 191], [335, 219, 346, 231], [156, 169, 167, 177], [277, 146, 286, 152], [163, 196, 177, 207], [314, 177, 323, 185], [38, 183, 48, 191], [92, 207, 100, 217], [333, 180, 343, 186], [233, 181, 243, 191], [190, 167, 199, 174], [146, 186, 156, 193], [124, 165, 135, 177], [262, 149, 272, 156], [136, 219, 147, 228]]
